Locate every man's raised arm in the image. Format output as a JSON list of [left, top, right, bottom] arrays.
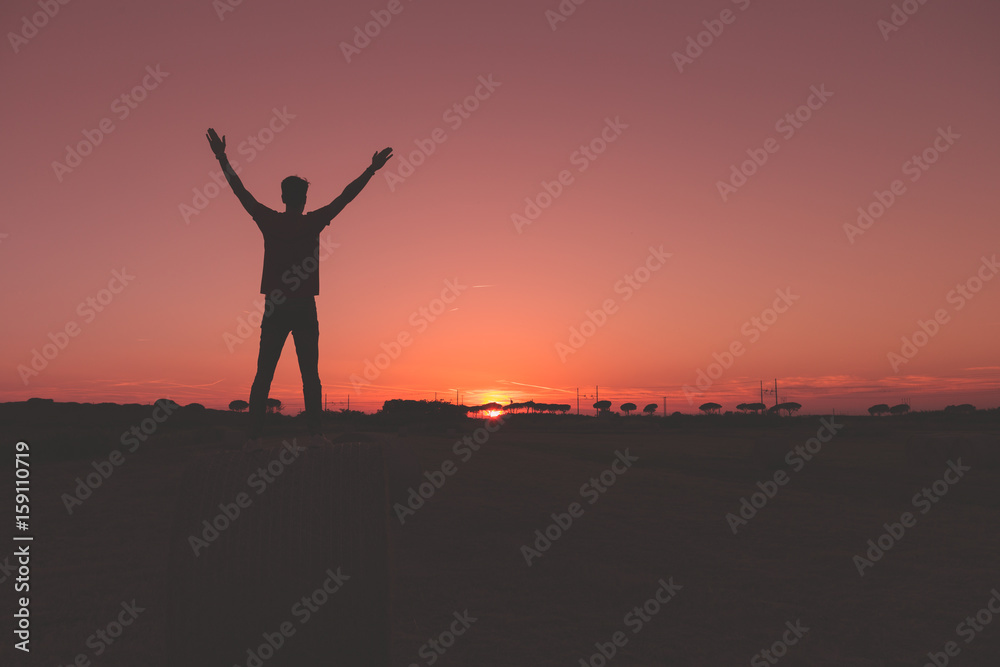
[[206, 128, 264, 217], [313, 147, 393, 223]]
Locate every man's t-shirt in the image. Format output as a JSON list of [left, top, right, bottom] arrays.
[[251, 206, 331, 297]]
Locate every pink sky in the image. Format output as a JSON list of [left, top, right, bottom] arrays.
[[2, 0, 998, 415]]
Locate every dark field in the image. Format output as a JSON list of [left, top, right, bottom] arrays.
[[2, 404, 999, 666]]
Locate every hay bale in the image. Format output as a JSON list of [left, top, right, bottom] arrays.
[[903, 432, 1000, 469], [167, 441, 390, 666]]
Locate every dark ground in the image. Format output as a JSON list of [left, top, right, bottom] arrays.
[[1, 402, 998, 666]]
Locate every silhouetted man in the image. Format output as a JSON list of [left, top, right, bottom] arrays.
[[206, 128, 392, 445]]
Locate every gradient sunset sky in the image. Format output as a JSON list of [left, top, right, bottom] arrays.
[[2, 0, 998, 414]]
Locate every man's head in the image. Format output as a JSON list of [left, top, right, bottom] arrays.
[[281, 175, 310, 212]]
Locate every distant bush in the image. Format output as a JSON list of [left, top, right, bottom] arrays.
[[156, 398, 180, 411], [378, 399, 467, 425]]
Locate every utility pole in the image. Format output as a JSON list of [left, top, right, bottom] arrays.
[[596, 385, 599, 415], [576, 387, 579, 416], [347, 394, 349, 411], [774, 379, 778, 408], [760, 380, 763, 406]]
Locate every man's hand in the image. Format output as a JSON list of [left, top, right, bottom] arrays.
[[206, 127, 262, 216], [206, 128, 227, 158], [313, 149, 393, 223], [370, 147, 393, 171]]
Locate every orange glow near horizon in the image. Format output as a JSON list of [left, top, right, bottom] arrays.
[[3, 1, 999, 416]]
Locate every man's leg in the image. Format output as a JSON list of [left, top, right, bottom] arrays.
[[248, 300, 292, 437], [291, 297, 323, 435]]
